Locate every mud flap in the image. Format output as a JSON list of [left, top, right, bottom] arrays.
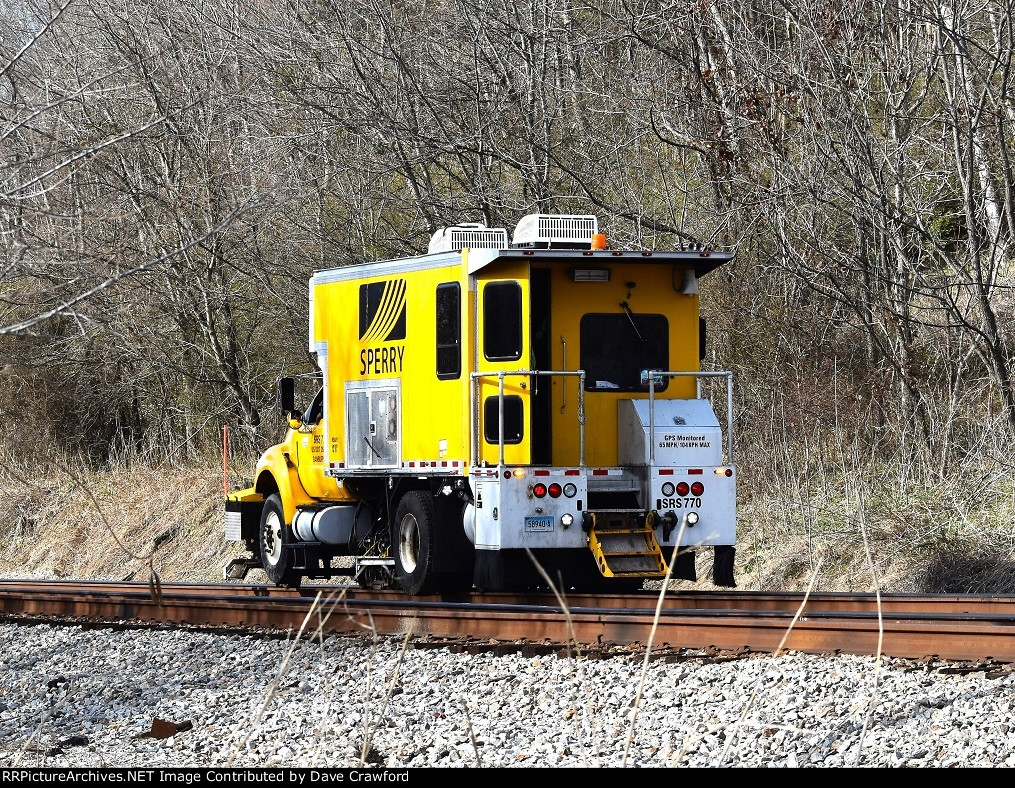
[[473, 549, 506, 591], [713, 545, 736, 587], [672, 550, 697, 582]]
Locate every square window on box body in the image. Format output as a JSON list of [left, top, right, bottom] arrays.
[[571, 268, 610, 282]]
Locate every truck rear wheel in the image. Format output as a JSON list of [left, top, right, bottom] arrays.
[[259, 494, 301, 588], [394, 491, 438, 595]]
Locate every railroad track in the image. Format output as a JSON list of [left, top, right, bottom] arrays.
[[3, 579, 1015, 665]]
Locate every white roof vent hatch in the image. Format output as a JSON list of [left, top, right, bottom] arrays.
[[512, 214, 599, 249], [428, 223, 509, 254]]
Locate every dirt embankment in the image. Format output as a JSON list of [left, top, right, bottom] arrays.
[[0, 461, 250, 583]]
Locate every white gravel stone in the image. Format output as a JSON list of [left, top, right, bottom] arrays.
[[1, 621, 1014, 767]]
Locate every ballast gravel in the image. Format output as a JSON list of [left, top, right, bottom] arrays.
[[1, 621, 1014, 768]]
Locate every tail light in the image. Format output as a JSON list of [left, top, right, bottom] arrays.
[[676, 482, 689, 496], [691, 481, 704, 496], [533, 483, 547, 498], [548, 483, 562, 498]]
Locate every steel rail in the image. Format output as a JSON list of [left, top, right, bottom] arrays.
[[3, 580, 1015, 662], [6, 580, 1015, 613]]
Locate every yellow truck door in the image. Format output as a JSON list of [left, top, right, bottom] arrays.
[[475, 263, 531, 467], [292, 391, 339, 500]]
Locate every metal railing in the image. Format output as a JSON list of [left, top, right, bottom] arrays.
[[470, 369, 586, 467], [470, 368, 734, 469]]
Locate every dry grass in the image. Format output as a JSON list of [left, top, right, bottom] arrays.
[[730, 467, 1015, 594], [0, 455, 245, 583], [0, 448, 1013, 595]]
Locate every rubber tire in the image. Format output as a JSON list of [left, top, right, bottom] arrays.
[[432, 496, 474, 592], [394, 491, 439, 596], [259, 494, 302, 588]]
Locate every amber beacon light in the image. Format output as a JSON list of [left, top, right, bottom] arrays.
[[591, 232, 607, 250]]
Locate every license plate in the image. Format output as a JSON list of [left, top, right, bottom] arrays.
[[525, 516, 554, 532]]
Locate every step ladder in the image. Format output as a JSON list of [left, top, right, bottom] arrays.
[[587, 510, 668, 578]]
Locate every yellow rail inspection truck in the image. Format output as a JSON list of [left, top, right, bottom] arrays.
[[224, 214, 737, 594]]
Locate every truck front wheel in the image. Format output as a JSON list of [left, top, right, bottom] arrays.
[[259, 494, 301, 588]]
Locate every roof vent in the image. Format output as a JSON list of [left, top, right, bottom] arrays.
[[512, 214, 599, 248], [428, 223, 509, 254]]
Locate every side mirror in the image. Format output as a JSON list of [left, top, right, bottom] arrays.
[[278, 377, 296, 417]]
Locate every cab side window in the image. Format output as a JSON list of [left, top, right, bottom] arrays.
[[305, 388, 324, 423], [436, 282, 461, 379]]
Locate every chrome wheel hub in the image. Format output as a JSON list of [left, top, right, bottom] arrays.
[[398, 513, 420, 574], [263, 511, 283, 566]]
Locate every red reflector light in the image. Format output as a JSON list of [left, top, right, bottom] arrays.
[[658, 469, 674, 475], [688, 468, 703, 475], [593, 469, 608, 476], [565, 469, 580, 476], [676, 482, 690, 496], [548, 483, 562, 498], [691, 481, 704, 496], [534, 469, 550, 476], [533, 483, 547, 498]]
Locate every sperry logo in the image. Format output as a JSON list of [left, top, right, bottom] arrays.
[[359, 280, 406, 376], [359, 280, 406, 341]]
